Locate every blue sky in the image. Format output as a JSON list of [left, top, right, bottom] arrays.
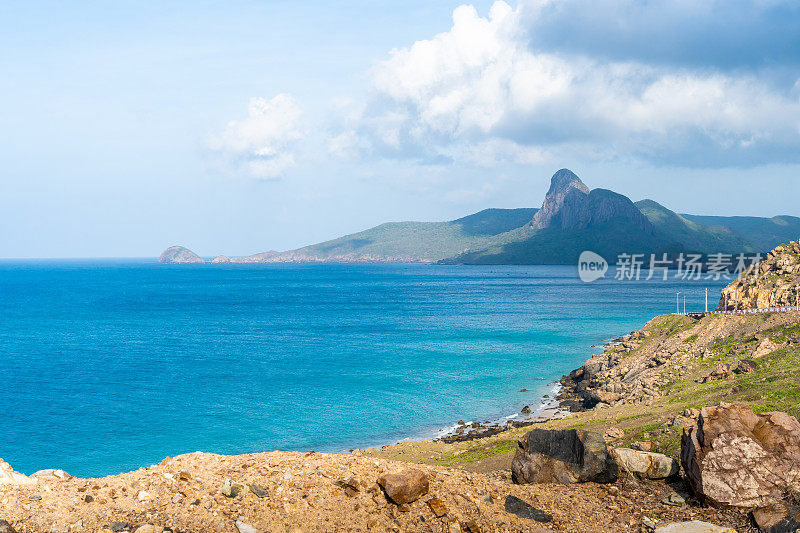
[[2, 0, 799, 258]]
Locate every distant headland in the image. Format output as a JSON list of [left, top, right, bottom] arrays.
[[160, 169, 800, 265]]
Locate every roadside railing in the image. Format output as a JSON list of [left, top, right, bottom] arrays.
[[681, 305, 800, 317]]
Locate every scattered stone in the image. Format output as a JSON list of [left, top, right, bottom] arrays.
[[512, 429, 618, 484], [521, 406, 531, 414], [137, 490, 151, 502], [235, 521, 257, 533], [84, 495, 94, 503], [733, 358, 758, 374], [661, 494, 686, 507], [752, 503, 800, 533], [249, 483, 268, 499], [177, 471, 191, 482], [133, 526, 160, 533], [611, 448, 679, 480], [683, 409, 700, 419], [377, 469, 429, 504], [427, 497, 449, 517], [109, 522, 129, 532], [654, 520, 735, 533], [221, 479, 245, 498], [503, 495, 553, 523], [631, 441, 652, 451], [0, 520, 17, 533], [681, 402, 800, 507]]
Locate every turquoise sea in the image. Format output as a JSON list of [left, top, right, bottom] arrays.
[[0, 261, 726, 477]]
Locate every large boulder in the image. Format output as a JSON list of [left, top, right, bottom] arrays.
[[511, 429, 618, 484], [610, 448, 679, 479], [681, 402, 800, 507], [377, 469, 429, 504], [0, 459, 33, 485]]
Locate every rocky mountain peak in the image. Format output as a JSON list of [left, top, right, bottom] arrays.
[[531, 169, 590, 228], [547, 168, 590, 197]]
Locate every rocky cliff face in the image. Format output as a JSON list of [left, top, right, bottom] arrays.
[[158, 246, 205, 264], [718, 238, 800, 310], [530, 169, 590, 228], [530, 170, 653, 234]]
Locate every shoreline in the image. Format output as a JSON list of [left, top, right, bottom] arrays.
[[423, 329, 637, 446]]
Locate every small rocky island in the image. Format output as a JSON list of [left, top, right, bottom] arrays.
[[158, 246, 205, 264]]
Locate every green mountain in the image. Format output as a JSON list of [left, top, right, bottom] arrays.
[[162, 169, 798, 265], [635, 200, 756, 254], [680, 214, 800, 251]]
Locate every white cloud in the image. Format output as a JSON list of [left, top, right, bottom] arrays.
[[210, 94, 303, 179], [443, 183, 498, 204], [353, 1, 800, 166]]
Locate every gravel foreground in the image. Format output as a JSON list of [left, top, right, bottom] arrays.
[[0, 449, 748, 532]]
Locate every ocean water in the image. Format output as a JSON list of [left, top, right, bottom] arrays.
[[0, 260, 726, 477]]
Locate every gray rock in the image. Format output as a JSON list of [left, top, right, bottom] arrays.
[[661, 493, 686, 507], [752, 503, 800, 533], [611, 448, 679, 479], [503, 495, 553, 523], [249, 483, 268, 498], [511, 429, 618, 484], [109, 522, 130, 532]]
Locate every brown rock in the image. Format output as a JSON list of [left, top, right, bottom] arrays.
[[0, 520, 18, 533], [733, 359, 758, 374], [752, 503, 800, 533], [681, 402, 800, 507], [377, 469, 429, 504], [462, 520, 482, 533], [427, 497, 449, 517], [512, 429, 618, 484]]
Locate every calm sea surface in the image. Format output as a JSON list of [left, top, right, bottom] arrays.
[[0, 260, 725, 477]]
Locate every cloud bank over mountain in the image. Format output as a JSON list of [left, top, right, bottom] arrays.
[[350, 0, 800, 167]]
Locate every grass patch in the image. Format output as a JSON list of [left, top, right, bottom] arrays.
[[434, 439, 517, 467]]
